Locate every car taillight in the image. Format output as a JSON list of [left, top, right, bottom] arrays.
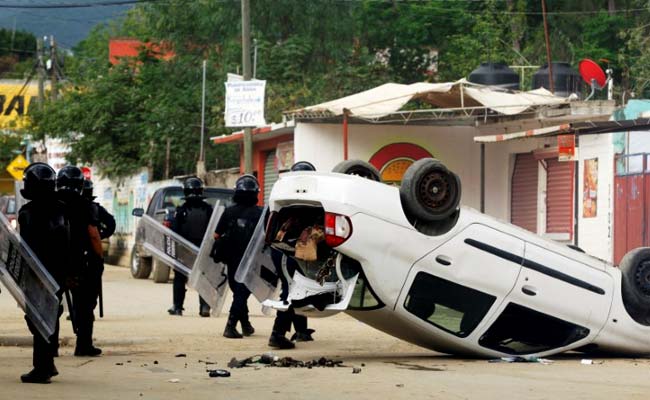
[[163, 220, 172, 228], [324, 212, 352, 247]]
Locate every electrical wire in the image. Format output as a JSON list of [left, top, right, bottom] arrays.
[[0, 0, 164, 9]]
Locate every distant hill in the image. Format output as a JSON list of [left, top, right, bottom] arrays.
[[0, 0, 134, 51]]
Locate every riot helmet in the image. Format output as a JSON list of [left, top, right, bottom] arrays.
[[290, 161, 316, 172], [82, 179, 95, 200], [183, 177, 204, 198], [233, 174, 259, 206], [56, 165, 84, 195], [21, 162, 56, 200]]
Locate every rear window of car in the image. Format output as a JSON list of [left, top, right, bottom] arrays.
[[153, 188, 234, 213], [204, 190, 234, 208], [5, 198, 15, 214]]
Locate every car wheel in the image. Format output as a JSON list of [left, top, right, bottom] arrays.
[[620, 247, 650, 326], [332, 160, 381, 181], [130, 246, 152, 279], [400, 158, 461, 222], [152, 259, 171, 283]]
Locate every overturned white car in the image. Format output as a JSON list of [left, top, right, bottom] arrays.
[[237, 158, 650, 358]]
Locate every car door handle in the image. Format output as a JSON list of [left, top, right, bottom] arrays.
[[435, 255, 452, 266], [521, 285, 537, 296]]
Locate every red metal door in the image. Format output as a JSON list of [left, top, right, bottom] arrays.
[[511, 153, 538, 233], [614, 154, 647, 264]]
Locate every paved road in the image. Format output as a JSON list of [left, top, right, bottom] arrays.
[[1, 265, 649, 400]]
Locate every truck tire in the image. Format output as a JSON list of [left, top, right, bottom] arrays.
[[130, 246, 152, 279], [332, 160, 381, 181], [620, 247, 650, 326], [152, 258, 171, 283], [400, 158, 461, 222]]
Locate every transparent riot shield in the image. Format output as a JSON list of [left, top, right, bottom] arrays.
[[0, 213, 60, 341], [188, 202, 229, 317], [234, 206, 281, 302], [140, 214, 198, 276]]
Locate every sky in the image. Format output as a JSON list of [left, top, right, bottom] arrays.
[[0, 0, 134, 52]]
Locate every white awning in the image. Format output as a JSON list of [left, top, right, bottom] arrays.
[[287, 79, 571, 118]]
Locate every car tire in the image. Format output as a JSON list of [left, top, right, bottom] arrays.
[[130, 246, 152, 279], [400, 158, 461, 222], [152, 259, 171, 283], [332, 160, 381, 181], [620, 247, 650, 326]]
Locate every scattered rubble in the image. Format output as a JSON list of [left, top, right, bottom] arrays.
[[175, 353, 187, 358], [207, 369, 231, 378], [228, 353, 350, 370]]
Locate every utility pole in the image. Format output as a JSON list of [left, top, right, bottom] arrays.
[[50, 35, 58, 101], [36, 38, 45, 108], [197, 59, 207, 178], [242, 0, 253, 174], [541, 0, 554, 93]]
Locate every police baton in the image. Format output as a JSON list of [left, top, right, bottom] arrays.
[[64, 290, 78, 334], [98, 278, 104, 318]]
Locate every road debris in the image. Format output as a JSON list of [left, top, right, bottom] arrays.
[[228, 354, 349, 369], [352, 367, 362, 374], [207, 369, 231, 378], [175, 353, 187, 358], [168, 378, 180, 383], [488, 356, 553, 364]]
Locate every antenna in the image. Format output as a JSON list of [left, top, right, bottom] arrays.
[[579, 59, 609, 100]]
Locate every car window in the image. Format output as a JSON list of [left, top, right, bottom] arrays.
[[6, 198, 15, 214], [204, 190, 234, 208], [478, 303, 590, 355], [161, 189, 184, 209], [338, 255, 384, 310], [404, 272, 496, 338]]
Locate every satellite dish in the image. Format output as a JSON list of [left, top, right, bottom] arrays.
[[579, 59, 607, 89]]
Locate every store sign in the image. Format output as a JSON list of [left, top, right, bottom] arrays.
[[0, 82, 42, 129], [558, 134, 576, 162], [224, 80, 266, 128]]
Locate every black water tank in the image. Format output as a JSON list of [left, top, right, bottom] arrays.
[[532, 62, 581, 97], [468, 62, 520, 90]]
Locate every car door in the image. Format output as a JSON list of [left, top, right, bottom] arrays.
[[398, 223, 524, 340], [482, 242, 613, 354]]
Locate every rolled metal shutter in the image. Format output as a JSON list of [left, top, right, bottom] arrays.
[[545, 158, 574, 234], [511, 153, 538, 233], [263, 150, 278, 204]]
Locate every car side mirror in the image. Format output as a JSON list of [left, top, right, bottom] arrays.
[[132, 208, 144, 217]]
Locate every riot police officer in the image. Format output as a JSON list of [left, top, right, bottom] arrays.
[[213, 174, 262, 338], [168, 177, 213, 317], [82, 179, 115, 321], [18, 162, 69, 383], [57, 166, 104, 357]]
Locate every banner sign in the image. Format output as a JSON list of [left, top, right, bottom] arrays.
[[0, 213, 60, 341], [558, 134, 576, 162], [140, 214, 198, 276], [224, 80, 266, 127], [583, 158, 598, 218], [188, 202, 229, 317]]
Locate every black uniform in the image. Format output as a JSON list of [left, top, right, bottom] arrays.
[[18, 198, 69, 378], [58, 190, 102, 353], [214, 203, 262, 327], [171, 197, 213, 312]]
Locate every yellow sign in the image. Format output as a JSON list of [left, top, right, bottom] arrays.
[[6, 154, 29, 180], [0, 81, 43, 129]]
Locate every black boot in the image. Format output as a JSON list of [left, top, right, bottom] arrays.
[[20, 369, 51, 384], [240, 318, 255, 336], [290, 328, 315, 342], [168, 306, 183, 316], [223, 315, 243, 339], [268, 332, 295, 349], [74, 345, 102, 357]]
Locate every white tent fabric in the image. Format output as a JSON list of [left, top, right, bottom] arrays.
[[293, 79, 570, 118]]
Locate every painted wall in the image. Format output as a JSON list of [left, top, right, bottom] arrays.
[[577, 133, 614, 261]]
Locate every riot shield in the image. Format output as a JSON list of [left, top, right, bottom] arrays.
[[0, 212, 60, 341], [234, 206, 282, 302], [187, 202, 229, 317], [140, 214, 198, 276]]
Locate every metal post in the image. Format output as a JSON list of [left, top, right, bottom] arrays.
[[253, 38, 258, 80], [343, 110, 349, 161], [481, 143, 485, 213], [242, 0, 253, 174], [541, 0, 554, 93]]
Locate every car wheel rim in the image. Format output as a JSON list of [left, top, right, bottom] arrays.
[[417, 170, 453, 213], [132, 250, 140, 273], [634, 260, 650, 296]]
